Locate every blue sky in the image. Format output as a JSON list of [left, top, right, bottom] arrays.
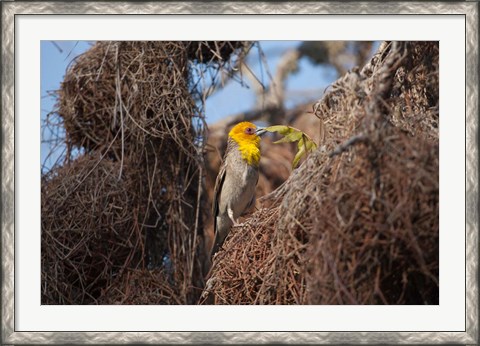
[[41, 41, 94, 171], [41, 41, 338, 172]]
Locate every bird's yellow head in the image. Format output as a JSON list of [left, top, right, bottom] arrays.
[[228, 122, 265, 166]]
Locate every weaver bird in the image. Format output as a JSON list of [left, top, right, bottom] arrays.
[[211, 121, 267, 258]]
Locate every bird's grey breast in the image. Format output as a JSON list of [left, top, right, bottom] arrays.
[[222, 149, 258, 217], [228, 148, 259, 185]]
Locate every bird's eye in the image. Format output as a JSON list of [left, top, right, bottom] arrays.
[[245, 127, 254, 135]]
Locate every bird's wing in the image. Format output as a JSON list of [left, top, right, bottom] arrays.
[[212, 161, 226, 235], [244, 173, 258, 212]]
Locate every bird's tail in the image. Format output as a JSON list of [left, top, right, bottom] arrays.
[[210, 229, 228, 259], [210, 233, 221, 259]]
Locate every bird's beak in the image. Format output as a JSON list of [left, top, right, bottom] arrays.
[[255, 127, 267, 136]]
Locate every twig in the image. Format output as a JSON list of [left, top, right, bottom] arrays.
[[329, 133, 368, 157], [115, 43, 125, 180]]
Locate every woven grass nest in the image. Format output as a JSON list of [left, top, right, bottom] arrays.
[[41, 154, 146, 304], [42, 40, 439, 305], [57, 41, 246, 157], [42, 41, 249, 304], [202, 41, 439, 305]]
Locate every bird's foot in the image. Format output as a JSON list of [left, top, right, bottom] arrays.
[[232, 220, 242, 227], [227, 208, 241, 227]]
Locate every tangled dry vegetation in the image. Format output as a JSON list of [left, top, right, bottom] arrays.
[[202, 41, 439, 305], [42, 40, 439, 305], [42, 41, 250, 304]]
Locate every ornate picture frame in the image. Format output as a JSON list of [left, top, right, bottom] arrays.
[[1, 2, 478, 344]]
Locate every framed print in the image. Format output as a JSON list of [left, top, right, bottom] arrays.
[[1, 1, 478, 344]]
